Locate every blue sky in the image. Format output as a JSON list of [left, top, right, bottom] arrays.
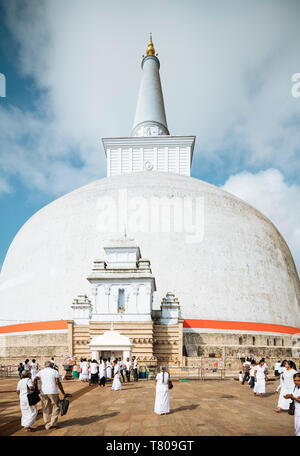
[[0, 0, 300, 274]]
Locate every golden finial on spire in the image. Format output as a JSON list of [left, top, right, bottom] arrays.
[[146, 33, 155, 55]]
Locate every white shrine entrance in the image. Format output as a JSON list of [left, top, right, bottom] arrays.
[[88, 329, 132, 361]]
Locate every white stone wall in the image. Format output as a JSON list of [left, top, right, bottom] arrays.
[[103, 137, 194, 177], [91, 279, 153, 322]]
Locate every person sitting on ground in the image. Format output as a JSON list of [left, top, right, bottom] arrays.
[[34, 360, 68, 431]]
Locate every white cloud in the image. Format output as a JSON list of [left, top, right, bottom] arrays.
[[0, 104, 105, 196], [0, 0, 300, 197], [0, 177, 11, 195], [222, 168, 300, 274]]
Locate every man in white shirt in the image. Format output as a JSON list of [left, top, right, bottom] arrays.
[[118, 357, 125, 382], [274, 360, 281, 377], [125, 358, 131, 382], [34, 361, 67, 430]]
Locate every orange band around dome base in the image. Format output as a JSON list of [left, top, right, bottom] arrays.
[[183, 319, 300, 335]]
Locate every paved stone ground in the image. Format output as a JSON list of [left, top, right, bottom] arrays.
[[0, 377, 295, 436]]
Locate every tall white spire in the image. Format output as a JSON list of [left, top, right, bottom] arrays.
[[102, 35, 195, 177], [132, 34, 169, 137]]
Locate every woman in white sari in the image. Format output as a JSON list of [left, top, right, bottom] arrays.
[[154, 366, 170, 415], [276, 360, 288, 393], [274, 360, 298, 412], [17, 370, 38, 432], [253, 359, 268, 398], [111, 360, 122, 391], [106, 358, 112, 381]]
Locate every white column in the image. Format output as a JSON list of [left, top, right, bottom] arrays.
[[123, 350, 131, 360], [132, 54, 169, 137], [92, 351, 98, 360], [107, 149, 111, 177]]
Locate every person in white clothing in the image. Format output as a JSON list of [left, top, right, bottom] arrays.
[[284, 372, 300, 436], [154, 366, 170, 415], [239, 372, 243, 383], [118, 357, 125, 382], [274, 360, 298, 412], [80, 358, 89, 382], [276, 360, 288, 393], [106, 358, 112, 381], [111, 360, 122, 391], [17, 370, 38, 432], [254, 359, 268, 398], [274, 360, 281, 377], [34, 361, 67, 430], [249, 361, 256, 389], [124, 358, 131, 382], [30, 359, 39, 381], [89, 359, 99, 385], [133, 356, 138, 382], [99, 359, 106, 387], [242, 360, 251, 384]]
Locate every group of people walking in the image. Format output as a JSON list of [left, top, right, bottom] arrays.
[[18, 359, 41, 381], [17, 354, 299, 434], [78, 356, 139, 387], [240, 357, 269, 396], [239, 357, 300, 435], [16, 355, 172, 432]]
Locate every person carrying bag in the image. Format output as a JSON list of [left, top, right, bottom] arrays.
[[27, 380, 41, 406]]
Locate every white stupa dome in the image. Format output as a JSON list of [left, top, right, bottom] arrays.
[[1, 171, 299, 330]]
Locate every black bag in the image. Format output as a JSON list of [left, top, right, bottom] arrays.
[[59, 398, 69, 416], [27, 389, 41, 406], [168, 380, 173, 390], [288, 401, 295, 416], [26, 378, 40, 406], [288, 387, 296, 416]]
